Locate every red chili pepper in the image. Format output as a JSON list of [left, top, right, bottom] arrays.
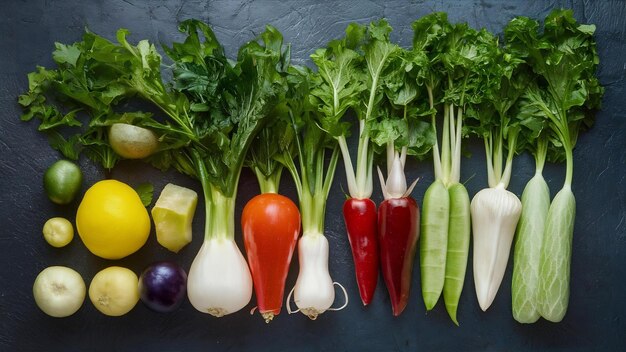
[[378, 196, 420, 316], [343, 198, 379, 306], [242, 193, 300, 322]]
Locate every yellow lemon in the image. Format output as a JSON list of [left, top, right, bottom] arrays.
[[76, 180, 150, 259]]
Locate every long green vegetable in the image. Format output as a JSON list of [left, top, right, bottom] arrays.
[[412, 13, 480, 324], [506, 9, 603, 322], [511, 136, 550, 323]]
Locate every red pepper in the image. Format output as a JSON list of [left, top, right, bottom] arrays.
[[378, 196, 420, 316], [242, 193, 300, 322], [343, 198, 379, 306]]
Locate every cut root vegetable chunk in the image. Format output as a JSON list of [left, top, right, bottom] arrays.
[[151, 183, 198, 253]]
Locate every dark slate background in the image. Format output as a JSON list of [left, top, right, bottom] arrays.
[[1, 1, 624, 351]]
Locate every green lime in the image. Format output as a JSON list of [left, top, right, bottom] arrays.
[[43, 160, 83, 205]]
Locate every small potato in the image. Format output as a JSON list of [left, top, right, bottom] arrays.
[[108, 123, 159, 159], [33, 266, 86, 317], [42, 217, 74, 247], [89, 266, 139, 316]]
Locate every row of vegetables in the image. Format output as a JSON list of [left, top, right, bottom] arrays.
[[21, 9, 602, 324]]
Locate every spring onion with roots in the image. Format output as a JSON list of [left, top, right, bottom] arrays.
[[506, 10, 603, 323], [164, 22, 290, 317], [20, 20, 289, 317], [282, 66, 347, 320]]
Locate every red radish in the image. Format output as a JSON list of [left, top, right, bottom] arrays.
[[311, 20, 399, 307], [343, 198, 378, 305], [242, 193, 300, 323], [377, 152, 420, 316]]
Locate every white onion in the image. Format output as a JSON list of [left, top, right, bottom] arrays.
[[187, 238, 253, 317]]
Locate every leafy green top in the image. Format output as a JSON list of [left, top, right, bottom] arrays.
[[505, 9, 603, 186], [20, 21, 289, 199]]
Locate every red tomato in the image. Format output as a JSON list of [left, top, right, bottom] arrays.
[[242, 193, 300, 322]]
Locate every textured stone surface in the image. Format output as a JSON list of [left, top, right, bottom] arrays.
[[0, 0, 624, 351]]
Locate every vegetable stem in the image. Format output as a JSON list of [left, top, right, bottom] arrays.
[[485, 136, 496, 188], [493, 128, 503, 186], [427, 86, 443, 181], [192, 149, 236, 241], [534, 136, 548, 175], [501, 126, 519, 189], [451, 107, 463, 184], [564, 146, 574, 189], [208, 187, 236, 241], [254, 166, 282, 194], [338, 136, 358, 197], [355, 134, 372, 199], [301, 146, 339, 237], [441, 104, 451, 183]]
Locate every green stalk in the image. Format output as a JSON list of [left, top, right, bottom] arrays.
[[192, 149, 238, 241], [355, 128, 371, 198], [485, 135, 496, 188], [441, 104, 451, 182], [534, 100, 573, 187], [427, 85, 443, 181], [254, 166, 282, 194], [450, 107, 463, 184], [493, 128, 503, 186], [534, 136, 548, 174], [351, 47, 391, 199], [337, 135, 358, 197], [563, 137, 574, 188], [500, 126, 519, 189], [300, 146, 339, 237], [208, 186, 236, 241]]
